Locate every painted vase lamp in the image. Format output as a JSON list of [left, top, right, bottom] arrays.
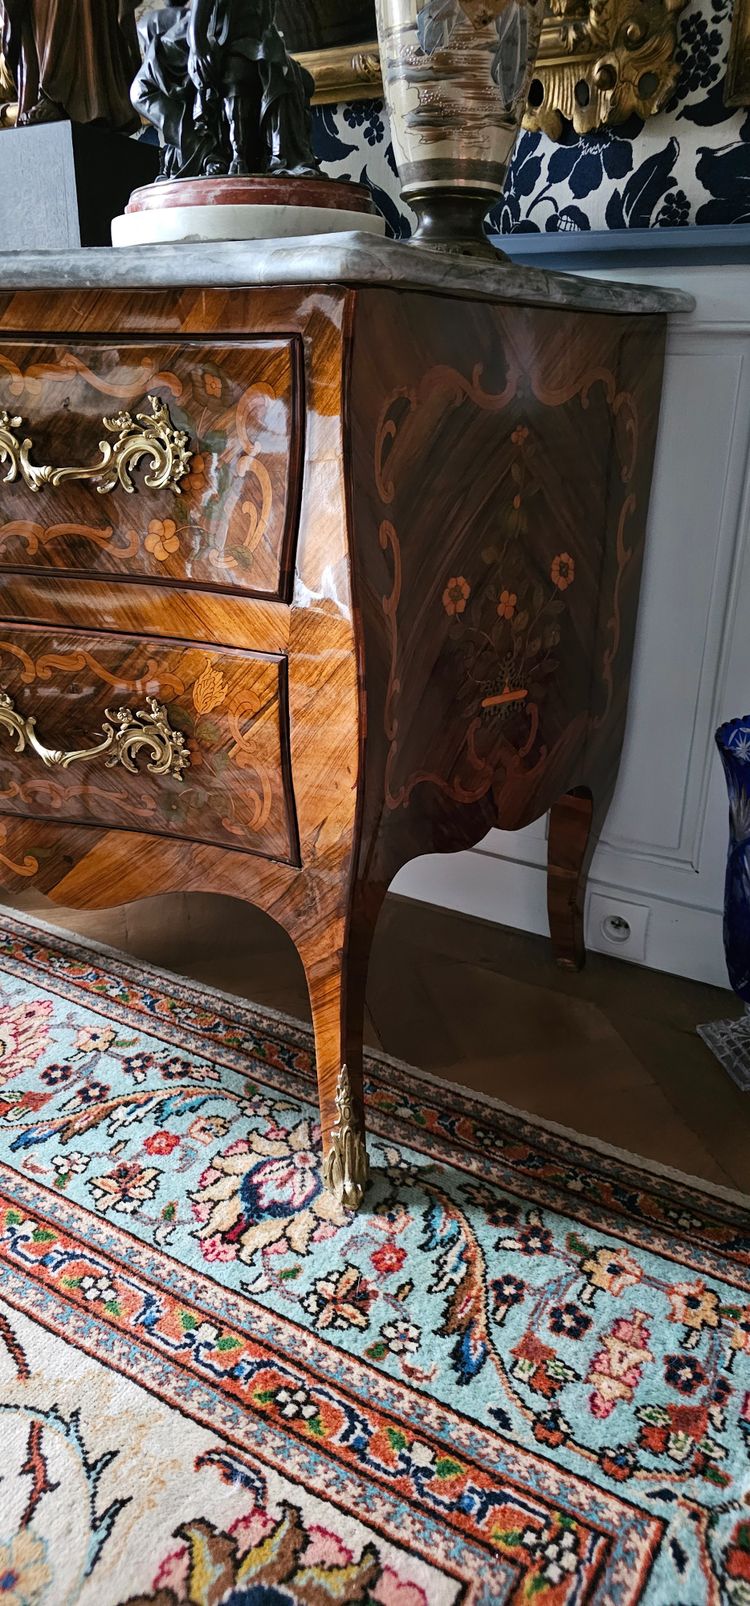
[[375, 0, 544, 256], [698, 716, 750, 1089]]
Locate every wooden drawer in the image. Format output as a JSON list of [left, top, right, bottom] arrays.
[[0, 338, 303, 600], [0, 627, 298, 863]]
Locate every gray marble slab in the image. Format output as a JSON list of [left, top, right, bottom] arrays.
[[0, 231, 694, 315]]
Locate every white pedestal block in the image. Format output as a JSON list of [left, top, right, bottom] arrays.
[[112, 201, 386, 248]]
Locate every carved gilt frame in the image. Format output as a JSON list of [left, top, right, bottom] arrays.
[[726, 0, 750, 105], [298, 0, 688, 140], [0, 51, 16, 126], [0, 0, 688, 142]]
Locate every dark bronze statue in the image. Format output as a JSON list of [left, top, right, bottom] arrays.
[[0, 0, 141, 131], [133, 0, 320, 181]]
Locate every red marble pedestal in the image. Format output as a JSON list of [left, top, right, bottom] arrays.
[[113, 173, 384, 248]]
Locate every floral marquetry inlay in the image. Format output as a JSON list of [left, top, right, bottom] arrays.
[[379, 398, 586, 813], [365, 302, 653, 840], [441, 434, 579, 743]]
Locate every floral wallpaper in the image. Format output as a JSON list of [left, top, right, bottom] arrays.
[[312, 0, 750, 232]]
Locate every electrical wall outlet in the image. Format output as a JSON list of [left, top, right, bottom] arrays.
[[586, 893, 651, 966]]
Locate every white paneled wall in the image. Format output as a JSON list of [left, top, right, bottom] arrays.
[[393, 267, 750, 986]]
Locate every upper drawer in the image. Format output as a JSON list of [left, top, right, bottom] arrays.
[[0, 338, 303, 599]]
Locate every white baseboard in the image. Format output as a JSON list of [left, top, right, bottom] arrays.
[[392, 850, 731, 990]]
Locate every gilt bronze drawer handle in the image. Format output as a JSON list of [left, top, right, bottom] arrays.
[[0, 395, 193, 495], [0, 692, 191, 780]]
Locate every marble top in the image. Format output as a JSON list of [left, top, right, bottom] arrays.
[[0, 231, 694, 316]]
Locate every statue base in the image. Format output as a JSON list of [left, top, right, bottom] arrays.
[[112, 175, 385, 248]]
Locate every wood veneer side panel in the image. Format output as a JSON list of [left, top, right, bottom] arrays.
[[542, 313, 668, 967], [348, 287, 517, 895], [348, 288, 668, 895]]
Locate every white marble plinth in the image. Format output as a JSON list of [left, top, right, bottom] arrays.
[[112, 202, 386, 249]]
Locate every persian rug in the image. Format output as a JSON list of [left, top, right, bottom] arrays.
[[0, 916, 748, 1605]]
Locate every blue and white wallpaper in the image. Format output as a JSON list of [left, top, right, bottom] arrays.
[[312, 0, 750, 232]]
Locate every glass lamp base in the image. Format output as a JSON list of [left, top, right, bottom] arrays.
[[698, 1006, 750, 1091]]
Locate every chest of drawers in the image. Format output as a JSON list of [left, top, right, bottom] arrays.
[[0, 238, 690, 1209]]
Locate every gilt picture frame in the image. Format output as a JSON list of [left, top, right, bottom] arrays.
[[725, 0, 750, 105], [0, 50, 16, 125], [0, 0, 689, 144], [297, 0, 689, 141]]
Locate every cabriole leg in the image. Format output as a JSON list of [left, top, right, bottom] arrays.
[[296, 899, 380, 1212], [547, 788, 595, 971]]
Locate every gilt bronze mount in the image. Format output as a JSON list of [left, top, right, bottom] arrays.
[[0, 397, 192, 496], [0, 693, 191, 780], [322, 1065, 370, 1212]]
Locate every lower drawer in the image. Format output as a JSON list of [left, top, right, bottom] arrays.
[[0, 627, 298, 863]]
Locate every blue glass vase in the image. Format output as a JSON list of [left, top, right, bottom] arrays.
[[716, 715, 750, 1004], [698, 718, 750, 1087]]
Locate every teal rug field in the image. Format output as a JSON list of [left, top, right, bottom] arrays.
[[0, 911, 747, 1603]]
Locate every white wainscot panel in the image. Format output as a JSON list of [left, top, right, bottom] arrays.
[[600, 342, 742, 866]]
